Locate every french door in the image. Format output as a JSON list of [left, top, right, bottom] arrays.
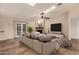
[[15, 22, 26, 37]]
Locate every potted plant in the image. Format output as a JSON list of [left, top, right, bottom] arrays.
[[27, 26, 33, 37]]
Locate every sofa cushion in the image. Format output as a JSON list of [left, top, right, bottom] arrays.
[[42, 40, 59, 55], [33, 40, 42, 54], [46, 34, 56, 39], [38, 34, 51, 42], [31, 32, 40, 39], [31, 34, 39, 39], [31, 32, 40, 35]]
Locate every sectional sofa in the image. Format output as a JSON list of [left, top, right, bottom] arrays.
[[19, 32, 64, 55]]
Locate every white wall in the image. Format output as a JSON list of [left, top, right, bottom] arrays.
[[70, 8, 79, 39], [71, 17, 79, 39], [0, 17, 5, 40], [71, 18, 77, 38], [0, 16, 28, 40], [78, 20, 79, 38]]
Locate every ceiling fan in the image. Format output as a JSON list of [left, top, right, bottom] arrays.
[[41, 3, 62, 19], [41, 12, 50, 19]]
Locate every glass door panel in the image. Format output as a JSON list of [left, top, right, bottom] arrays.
[[23, 24, 26, 34], [17, 24, 21, 36]]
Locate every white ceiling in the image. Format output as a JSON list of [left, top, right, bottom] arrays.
[[0, 3, 78, 20], [34, 3, 56, 11]]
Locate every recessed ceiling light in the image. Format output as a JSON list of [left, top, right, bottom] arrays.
[[44, 3, 62, 13], [27, 3, 36, 7]]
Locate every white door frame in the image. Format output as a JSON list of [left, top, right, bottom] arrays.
[[14, 21, 27, 38]]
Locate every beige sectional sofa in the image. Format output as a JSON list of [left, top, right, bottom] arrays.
[[19, 32, 63, 55]]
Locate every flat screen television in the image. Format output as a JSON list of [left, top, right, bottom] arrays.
[[51, 23, 62, 32]]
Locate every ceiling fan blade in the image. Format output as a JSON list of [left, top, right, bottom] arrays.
[[45, 17, 50, 19]]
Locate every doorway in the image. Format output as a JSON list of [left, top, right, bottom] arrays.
[[14, 21, 27, 37]]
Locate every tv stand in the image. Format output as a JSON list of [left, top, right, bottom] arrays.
[[51, 31, 61, 34], [50, 32, 64, 38]]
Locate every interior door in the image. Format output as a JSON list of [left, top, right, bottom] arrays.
[[15, 22, 26, 37]]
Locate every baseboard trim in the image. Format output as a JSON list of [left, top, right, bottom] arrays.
[[0, 37, 18, 41]]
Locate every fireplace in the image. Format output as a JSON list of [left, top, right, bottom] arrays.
[[37, 30, 43, 33], [36, 27, 43, 33]]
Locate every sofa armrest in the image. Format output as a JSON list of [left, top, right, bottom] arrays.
[[42, 40, 59, 55], [33, 40, 43, 54]]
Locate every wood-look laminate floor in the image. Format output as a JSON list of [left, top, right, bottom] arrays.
[[0, 39, 37, 55], [0, 38, 79, 55]]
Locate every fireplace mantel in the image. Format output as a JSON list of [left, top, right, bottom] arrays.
[[36, 27, 43, 30]]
